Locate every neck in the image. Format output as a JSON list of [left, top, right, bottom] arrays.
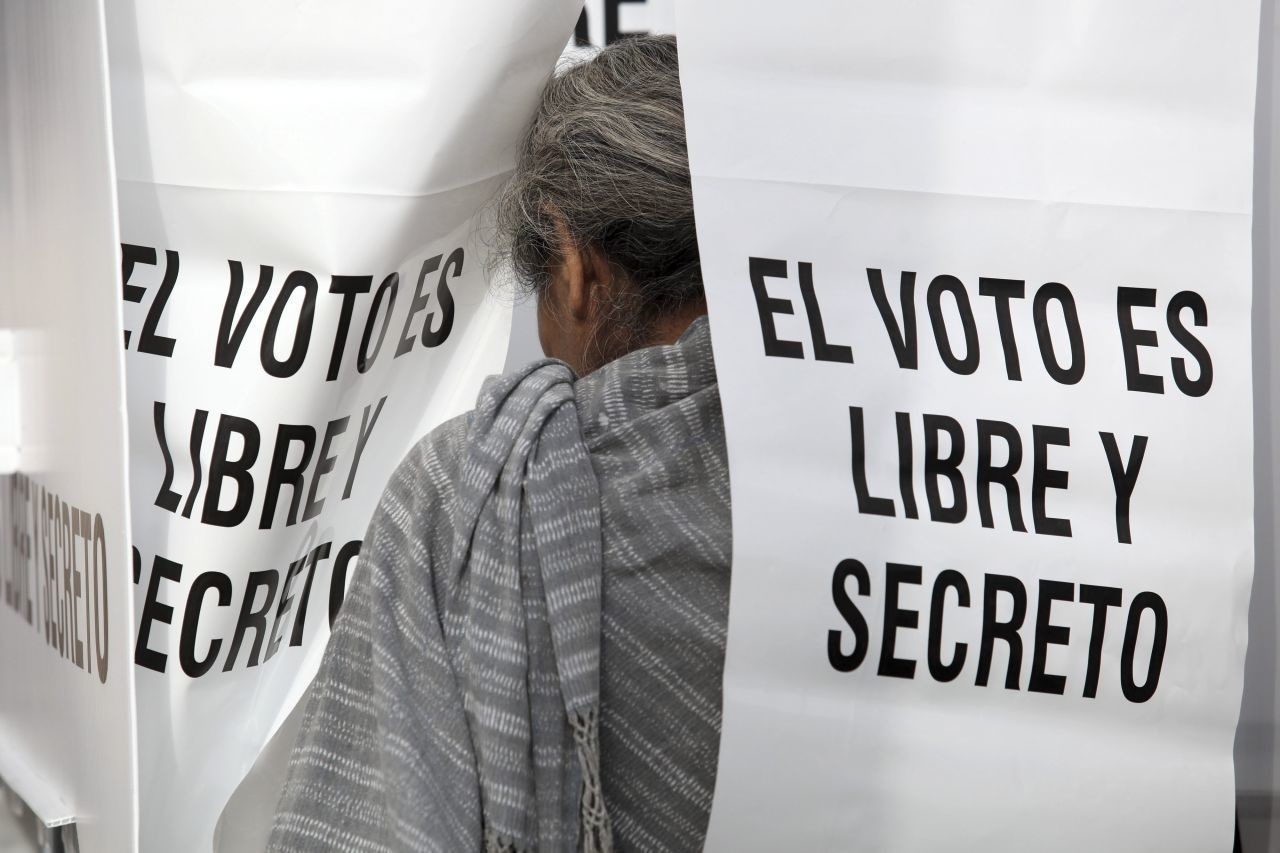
[[645, 300, 708, 348], [578, 299, 708, 376]]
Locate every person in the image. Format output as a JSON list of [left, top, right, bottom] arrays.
[[268, 35, 730, 853]]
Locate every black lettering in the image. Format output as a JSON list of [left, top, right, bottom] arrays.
[[604, 0, 646, 42], [202, 415, 261, 528], [266, 557, 306, 662], [867, 269, 918, 369], [326, 275, 373, 381], [895, 411, 918, 520], [976, 419, 1026, 532], [1079, 584, 1122, 699], [978, 277, 1025, 380], [179, 572, 232, 678], [222, 569, 280, 671], [396, 255, 442, 357], [181, 408, 209, 520], [153, 402, 182, 513], [923, 413, 966, 524], [137, 249, 180, 357], [1028, 580, 1073, 695], [1033, 282, 1085, 385], [827, 558, 871, 673], [358, 274, 397, 373], [1100, 433, 1148, 545], [326, 540, 358, 627], [750, 257, 803, 359], [849, 407, 894, 517], [120, 243, 152, 348], [259, 425, 317, 529], [302, 418, 349, 522], [927, 274, 979, 375], [798, 262, 853, 364], [343, 397, 387, 500], [1121, 592, 1168, 703], [975, 573, 1026, 690], [293, 541, 334, 645], [135, 556, 182, 673], [216, 261, 272, 368], [877, 563, 921, 679], [1167, 290, 1213, 397], [1032, 425, 1072, 537], [260, 271, 317, 378], [1117, 287, 1163, 394], [927, 569, 969, 682], [120, 243, 153, 305], [423, 248, 460, 348]]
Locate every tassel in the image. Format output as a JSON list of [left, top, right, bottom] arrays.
[[571, 706, 614, 853]]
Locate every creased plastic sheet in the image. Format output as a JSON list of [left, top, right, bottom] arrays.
[[677, 2, 1259, 850], [104, 2, 580, 849], [0, 2, 139, 852]]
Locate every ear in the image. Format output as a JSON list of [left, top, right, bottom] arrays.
[[552, 217, 611, 322]]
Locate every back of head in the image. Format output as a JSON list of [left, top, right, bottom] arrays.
[[493, 34, 702, 362]]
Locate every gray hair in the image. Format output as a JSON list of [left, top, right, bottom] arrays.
[[491, 34, 701, 345]]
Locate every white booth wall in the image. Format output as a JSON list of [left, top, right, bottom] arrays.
[[506, 8, 1280, 850]]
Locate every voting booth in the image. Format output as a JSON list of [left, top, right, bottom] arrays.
[[2, 1, 579, 850], [681, 2, 1256, 850], [2, 1, 1278, 851]]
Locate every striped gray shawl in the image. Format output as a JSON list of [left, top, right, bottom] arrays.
[[269, 317, 730, 852]]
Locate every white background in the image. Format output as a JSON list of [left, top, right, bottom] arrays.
[[511, 4, 1280, 847], [104, 2, 579, 850], [0, 2, 139, 852], [679, 2, 1259, 850], [3, 2, 1280, 851]]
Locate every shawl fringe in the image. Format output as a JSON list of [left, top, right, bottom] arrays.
[[481, 704, 614, 853], [572, 706, 614, 853]]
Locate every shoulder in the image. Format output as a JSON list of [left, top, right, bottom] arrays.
[[381, 411, 471, 514], [358, 411, 471, 598], [371, 409, 470, 528]]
